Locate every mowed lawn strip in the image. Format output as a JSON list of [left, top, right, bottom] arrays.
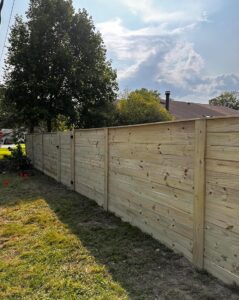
[[0, 173, 238, 300]]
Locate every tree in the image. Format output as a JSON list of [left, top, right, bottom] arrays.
[[3, 0, 118, 132], [209, 92, 239, 110], [3, 16, 45, 132], [68, 9, 118, 128], [115, 88, 172, 126], [0, 84, 11, 127]]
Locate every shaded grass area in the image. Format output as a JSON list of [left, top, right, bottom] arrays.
[[0, 173, 238, 299]]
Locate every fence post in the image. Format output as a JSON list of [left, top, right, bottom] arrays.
[[41, 133, 44, 173], [104, 128, 109, 211], [70, 129, 75, 190], [57, 132, 61, 183], [193, 118, 207, 269], [31, 134, 34, 167]]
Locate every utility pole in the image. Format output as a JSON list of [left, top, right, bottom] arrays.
[[0, 0, 4, 24]]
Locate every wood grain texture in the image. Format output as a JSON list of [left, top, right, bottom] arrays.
[[57, 133, 61, 183], [42, 134, 58, 180], [108, 121, 195, 261], [104, 128, 109, 211], [71, 129, 75, 190], [193, 119, 206, 269], [205, 117, 239, 284], [33, 134, 43, 171], [74, 130, 105, 207], [27, 116, 239, 286], [59, 132, 71, 188]]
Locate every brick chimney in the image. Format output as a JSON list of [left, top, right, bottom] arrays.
[[165, 91, 170, 111]]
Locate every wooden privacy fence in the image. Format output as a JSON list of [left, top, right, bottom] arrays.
[[26, 116, 239, 286]]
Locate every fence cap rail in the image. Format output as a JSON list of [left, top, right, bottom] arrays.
[[26, 115, 239, 135], [74, 115, 239, 132]]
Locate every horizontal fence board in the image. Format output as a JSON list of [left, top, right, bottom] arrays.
[[207, 118, 239, 133], [206, 170, 239, 191], [204, 258, 239, 285], [108, 200, 193, 261], [205, 222, 239, 276], [109, 172, 193, 214], [108, 189, 193, 239], [109, 142, 194, 160], [207, 145, 239, 162], [207, 132, 239, 147], [75, 181, 104, 207], [206, 183, 239, 210]]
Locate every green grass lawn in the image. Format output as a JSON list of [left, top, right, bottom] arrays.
[[0, 173, 238, 300]]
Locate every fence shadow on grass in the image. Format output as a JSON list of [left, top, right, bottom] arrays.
[[1, 173, 238, 300]]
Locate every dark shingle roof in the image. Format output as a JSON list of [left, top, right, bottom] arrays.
[[161, 99, 239, 119]]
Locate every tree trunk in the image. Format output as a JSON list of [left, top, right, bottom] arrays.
[[47, 119, 52, 132], [29, 124, 34, 133]]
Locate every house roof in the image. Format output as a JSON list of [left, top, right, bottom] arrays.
[[161, 99, 239, 119]]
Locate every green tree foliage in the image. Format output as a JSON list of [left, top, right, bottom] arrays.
[[51, 114, 72, 132], [115, 88, 172, 126], [68, 10, 118, 128], [0, 84, 11, 127], [3, 16, 42, 132], [209, 92, 239, 110], [0, 84, 5, 124], [3, 0, 118, 132]]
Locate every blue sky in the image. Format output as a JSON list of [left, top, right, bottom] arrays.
[[0, 0, 239, 103]]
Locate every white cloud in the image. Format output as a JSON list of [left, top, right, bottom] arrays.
[[157, 42, 204, 87], [157, 44, 239, 102], [120, 0, 185, 23], [97, 18, 197, 81], [96, 0, 239, 103], [190, 74, 239, 97], [119, 0, 212, 24]]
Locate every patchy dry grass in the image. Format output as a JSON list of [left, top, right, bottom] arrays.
[[0, 173, 238, 300]]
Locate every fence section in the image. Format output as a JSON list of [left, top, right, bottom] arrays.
[[204, 118, 239, 284], [75, 129, 105, 206], [108, 121, 195, 261], [26, 116, 239, 286]]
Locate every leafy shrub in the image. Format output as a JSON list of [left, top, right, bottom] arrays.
[[115, 88, 173, 126], [0, 144, 31, 172]]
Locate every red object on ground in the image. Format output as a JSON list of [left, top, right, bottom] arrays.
[[3, 179, 9, 187], [19, 171, 29, 177]]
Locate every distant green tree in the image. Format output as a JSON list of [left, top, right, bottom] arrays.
[[115, 88, 172, 126], [4, 0, 118, 132], [209, 92, 239, 110]]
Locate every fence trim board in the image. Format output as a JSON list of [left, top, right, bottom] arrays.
[[70, 129, 75, 190], [57, 132, 61, 182], [104, 128, 109, 211], [193, 119, 207, 269]]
